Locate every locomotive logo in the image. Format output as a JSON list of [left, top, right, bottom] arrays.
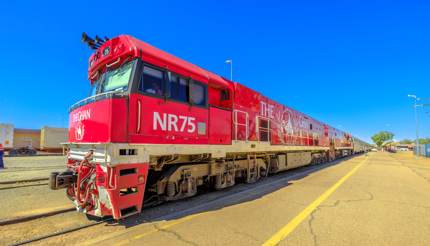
[[72, 109, 91, 123], [282, 112, 294, 134], [75, 121, 85, 141], [72, 109, 91, 141], [260, 101, 274, 118], [277, 109, 293, 135]]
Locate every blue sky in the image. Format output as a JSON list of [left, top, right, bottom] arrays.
[[1, 1, 429, 143]]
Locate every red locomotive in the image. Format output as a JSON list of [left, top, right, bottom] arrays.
[[50, 33, 369, 219]]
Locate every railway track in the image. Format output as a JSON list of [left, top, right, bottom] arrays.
[[2, 196, 170, 245], [2, 155, 360, 246], [0, 178, 49, 191], [9, 217, 114, 246], [0, 208, 111, 246], [0, 166, 65, 173]]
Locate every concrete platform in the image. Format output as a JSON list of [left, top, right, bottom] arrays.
[[7, 151, 426, 246], [69, 151, 430, 246]]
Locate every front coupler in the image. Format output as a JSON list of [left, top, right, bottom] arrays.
[[49, 170, 77, 190]]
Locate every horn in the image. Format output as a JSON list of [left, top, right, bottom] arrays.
[[95, 35, 105, 45], [81, 32, 98, 50], [82, 32, 95, 43]]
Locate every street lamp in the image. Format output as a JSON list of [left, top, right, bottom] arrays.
[[408, 94, 421, 156], [408, 95, 430, 155], [225, 59, 233, 81]]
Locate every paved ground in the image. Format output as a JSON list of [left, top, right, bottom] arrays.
[[2, 152, 430, 246], [79, 152, 430, 246], [97, 152, 430, 245]]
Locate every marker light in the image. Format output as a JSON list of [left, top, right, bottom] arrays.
[[103, 47, 110, 57]]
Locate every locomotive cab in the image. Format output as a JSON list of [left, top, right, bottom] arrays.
[[68, 59, 137, 143], [69, 36, 234, 145]]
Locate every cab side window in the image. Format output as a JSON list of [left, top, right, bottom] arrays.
[[169, 74, 189, 102], [140, 66, 165, 96], [190, 81, 207, 107]]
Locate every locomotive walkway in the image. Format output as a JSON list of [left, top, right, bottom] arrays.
[[8, 152, 430, 246]]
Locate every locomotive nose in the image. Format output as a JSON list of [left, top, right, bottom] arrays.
[[69, 97, 128, 143]]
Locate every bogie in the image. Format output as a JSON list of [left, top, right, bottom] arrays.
[[146, 150, 324, 202]]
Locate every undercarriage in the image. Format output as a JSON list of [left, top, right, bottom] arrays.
[[49, 142, 351, 219]]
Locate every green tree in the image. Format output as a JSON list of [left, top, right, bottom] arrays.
[[418, 138, 430, 144], [399, 139, 413, 144], [371, 131, 394, 147]]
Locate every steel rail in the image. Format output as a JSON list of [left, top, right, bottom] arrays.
[[0, 182, 48, 191], [10, 218, 114, 246], [0, 178, 48, 185], [0, 166, 65, 173], [0, 208, 75, 226]]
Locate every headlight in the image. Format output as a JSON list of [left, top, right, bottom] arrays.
[[103, 47, 110, 56]]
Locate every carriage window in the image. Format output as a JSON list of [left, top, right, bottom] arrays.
[[140, 66, 164, 96], [169, 74, 189, 102], [190, 81, 207, 106], [221, 90, 230, 100]]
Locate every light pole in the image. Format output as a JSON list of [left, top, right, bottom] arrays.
[[408, 94, 420, 155], [408, 95, 430, 155], [225, 59, 233, 81]]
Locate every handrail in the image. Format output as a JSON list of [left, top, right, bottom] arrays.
[[233, 110, 249, 141], [90, 70, 99, 80], [106, 57, 121, 68], [69, 91, 119, 111], [136, 100, 141, 133]]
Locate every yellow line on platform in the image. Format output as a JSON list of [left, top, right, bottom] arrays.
[[262, 157, 368, 246]]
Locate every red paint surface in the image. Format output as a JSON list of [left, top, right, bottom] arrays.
[[69, 98, 127, 143], [128, 93, 210, 144], [78, 34, 353, 149], [209, 107, 232, 144], [106, 163, 149, 219]]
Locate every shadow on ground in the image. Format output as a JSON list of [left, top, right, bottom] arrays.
[[103, 154, 366, 229]]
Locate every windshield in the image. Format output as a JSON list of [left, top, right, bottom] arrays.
[[89, 77, 102, 96], [101, 60, 134, 93], [89, 60, 135, 97], [101, 61, 134, 93]]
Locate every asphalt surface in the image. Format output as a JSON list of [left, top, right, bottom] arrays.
[[2, 152, 430, 246]]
